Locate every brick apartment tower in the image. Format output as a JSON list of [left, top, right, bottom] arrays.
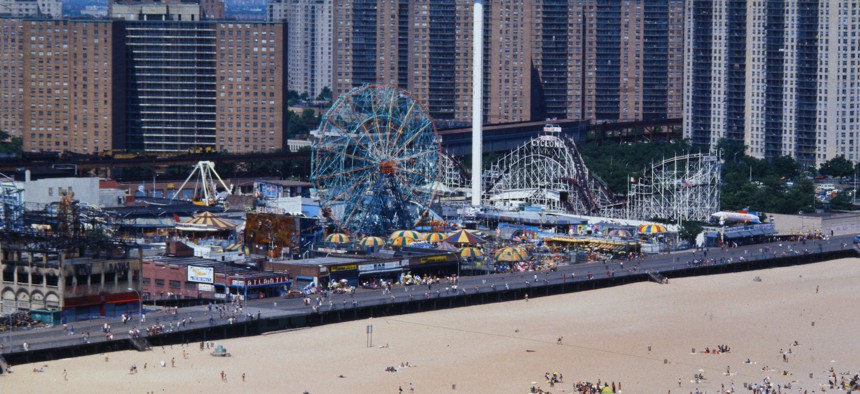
[[0, 15, 287, 154]]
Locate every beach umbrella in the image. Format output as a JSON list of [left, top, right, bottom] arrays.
[[637, 224, 667, 234], [459, 247, 484, 259], [390, 230, 421, 240], [443, 229, 485, 245], [608, 229, 632, 238], [359, 236, 385, 248], [494, 246, 528, 262], [325, 233, 351, 244], [423, 232, 446, 243], [390, 236, 415, 247]]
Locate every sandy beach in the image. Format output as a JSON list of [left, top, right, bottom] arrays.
[[3, 258, 859, 393]]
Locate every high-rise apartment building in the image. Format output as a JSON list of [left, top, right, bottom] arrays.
[[13, 20, 126, 153], [215, 22, 287, 153], [0, 18, 24, 138], [111, 0, 225, 20], [0, 0, 62, 19], [0, 16, 287, 154], [684, 1, 860, 167], [332, 0, 683, 125], [267, 0, 331, 98]]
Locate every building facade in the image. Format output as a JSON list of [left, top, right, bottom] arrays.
[[331, 0, 683, 125], [684, 0, 860, 167], [0, 0, 62, 19], [0, 16, 287, 154], [0, 18, 24, 138], [268, 0, 331, 98], [16, 19, 126, 154]]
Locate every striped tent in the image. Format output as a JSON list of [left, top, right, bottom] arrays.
[[391, 236, 414, 247], [359, 236, 386, 248], [390, 230, 422, 240], [637, 224, 668, 234], [423, 232, 447, 243], [494, 246, 528, 262], [443, 229, 485, 245], [325, 233, 351, 244], [437, 242, 458, 251], [175, 211, 237, 232], [459, 247, 483, 259]]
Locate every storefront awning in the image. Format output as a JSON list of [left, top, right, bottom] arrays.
[[358, 268, 403, 275]]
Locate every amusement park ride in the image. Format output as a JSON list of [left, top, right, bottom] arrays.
[[169, 161, 233, 206], [311, 86, 442, 236]]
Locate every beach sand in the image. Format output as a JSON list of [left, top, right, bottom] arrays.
[[3, 258, 859, 393]]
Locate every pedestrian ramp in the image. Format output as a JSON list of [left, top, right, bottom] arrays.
[[648, 271, 668, 284], [129, 337, 151, 352]]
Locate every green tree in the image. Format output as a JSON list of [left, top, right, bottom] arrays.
[[0, 129, 22, 155], [678, 221, 705, 244], [819, 155, 855, 177], [316, 86, 332, 102]]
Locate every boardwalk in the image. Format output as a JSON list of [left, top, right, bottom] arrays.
[[1, 234, 855, 366]]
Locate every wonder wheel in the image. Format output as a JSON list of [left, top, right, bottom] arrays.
[[312, 86, 441, 236]]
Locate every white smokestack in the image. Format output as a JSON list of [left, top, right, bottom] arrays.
[[471, 0, 483, 207]]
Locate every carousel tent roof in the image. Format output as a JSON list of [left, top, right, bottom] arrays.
[[175, 211, 237, 232], [443, 229, 486, 245]]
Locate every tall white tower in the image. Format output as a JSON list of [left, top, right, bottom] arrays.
[[471, 0, 483, 207]]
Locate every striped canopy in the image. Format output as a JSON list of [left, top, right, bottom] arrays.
[[608, 229, 633, 238], [224, 243, 250, 254], [443, 229, 485, 245], [494, 246, 528, 262], [359, 236, 386, 247], [175, 211, 237, 232], [325, 233, 351, 244], [391, 236, 415, 247], [390, 230, 422, 240], [423, 232, 447, 243], [459, 247, 484, 259], [637, 224, 667, 234]]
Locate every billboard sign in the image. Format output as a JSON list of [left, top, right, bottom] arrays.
[[187, 265, 214, 284]]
